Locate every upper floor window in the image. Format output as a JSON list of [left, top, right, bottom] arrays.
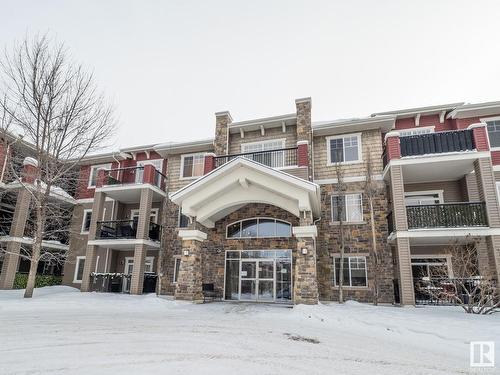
[[130, 208, 158, 224], [88, 163, 111, 188], [404, 191, 443, 206], [241, 139, 286, 168], [485, 118, 500, 148], [327, 133, 362, 165], [181, 153, 205, 179], [136, 159, 163, 186], [226, 218, 291, 239], [331, 193, 363, 223], [81, 208, 107, 234], [398, 126, 435, 137], [178, 209, 190, 228]]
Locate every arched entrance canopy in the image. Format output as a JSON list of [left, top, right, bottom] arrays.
[[170, 157, 321, 228]]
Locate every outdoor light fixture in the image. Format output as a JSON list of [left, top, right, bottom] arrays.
[[183, 249, 190, 256], [301, 248, 308, 255]]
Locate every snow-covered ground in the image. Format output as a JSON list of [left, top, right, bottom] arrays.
[[0, 287, 498, 375]]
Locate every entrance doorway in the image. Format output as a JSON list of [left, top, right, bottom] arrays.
[[225, 250, 292, 303]]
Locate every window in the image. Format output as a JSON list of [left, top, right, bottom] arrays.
[[398, 126, 435, 137], [81, 208, 107, 234], [173, 256, 181, 283], [333, 256, 367, 287], [178, 209, 189, 228], [327, 134, 361, 164], [411, 258, 449, 279], [136, 159, 163, 186], [331, 193, 363, 222], [130, 209, 158, 224], [73, 256, 86, 283], [241, 139, 286, 168], [226, 218, 291, 239], [486, 119, 500, 148], [88, 163, 111, 188], [181, 153, 205, 179], [404, 191, 443, 206]]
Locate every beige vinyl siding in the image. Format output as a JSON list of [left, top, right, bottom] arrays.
[[404, 180, 465, 203], [313, 129, 383, 180], [228, 125, 298, 155]]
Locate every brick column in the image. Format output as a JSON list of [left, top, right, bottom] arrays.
[[214, 111, 232, 156], [203, 153, 216, 174], [175, 229, 206, 303], [292, 212, 318, 305], [389, 164, 415, 305], [473, 157, 500, 281], [80, 191, 106, 292], [142, 164, 156, 185], [130, 188, 154, 295], [297, 141, 309, 168], [0, 189, 32, 289], [468, 123, 489, 152]]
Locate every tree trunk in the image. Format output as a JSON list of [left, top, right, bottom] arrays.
[[369, 198, 378, 305], [338, 219, 344, 304], [24, 197, 46, 298]]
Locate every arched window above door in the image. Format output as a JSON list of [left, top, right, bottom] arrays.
[[226, 218, 291, 239]]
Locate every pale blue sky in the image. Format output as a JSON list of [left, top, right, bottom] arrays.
[[1, 1, 499, 148]]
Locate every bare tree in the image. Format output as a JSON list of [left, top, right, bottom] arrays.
[[364, 149, 381, 305], [333, 154, 347, 303], [0, 34, 115, 298], [415, 238, 499, 314]]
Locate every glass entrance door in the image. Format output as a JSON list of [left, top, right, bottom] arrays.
[[239, 260, 275, 301]]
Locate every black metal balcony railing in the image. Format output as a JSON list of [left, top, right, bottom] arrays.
[[413, 277, 482, 305], [214, 147, 298, 169], [103, 166, 167, 189], [406, 202, 487, 229], [400, 129, 475, 157], [96, 220, 161, 242]]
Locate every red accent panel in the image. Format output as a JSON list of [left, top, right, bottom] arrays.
[[21, 164, 37, 184], [204, 154, 215, 174], [472, 127, 489, 152], [297, 143, 309, 167], [385, 136, 401, 161], [142, 164, 156, 185], [491, 151, 500, 166]]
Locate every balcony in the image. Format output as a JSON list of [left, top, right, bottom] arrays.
[[406, 202, 487, 229], [400, 129, 475, 158], [214, 147, 298, 169], [96, 166, 167, 203], [96, 220, 161, 242]]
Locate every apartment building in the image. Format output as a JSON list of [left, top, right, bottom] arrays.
[[0, 135, 75, 288], [2, 97, 499, 306]]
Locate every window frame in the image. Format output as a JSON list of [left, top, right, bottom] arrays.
[[326, 133, 362, 165], [81, 208, 107, 234], [398, 126, 435, 137], [481, 116, 500, 150], [333, 256, 368, 288], [73, 256, 86, 283], [180, 153, 206, 180], [240, 139, 287, 168], [88, 163, 112, 188], [226, 217, 292, 239], [177, 209, 190, 228], [404, 190, 444, 206], [331, 193, 364, 223], [130, 208, 159, 224], [173, 256, 181, 283]]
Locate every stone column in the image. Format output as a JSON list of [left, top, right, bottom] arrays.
[[175, 228, 206, 303], [389, 165, 415, 305], [214, 111, 232, 156], [292, 211, 319, 305], [473, 157, 500, 281], [0, 189, 32, 289], [130, 188, 154, 295], [80, 191, 106, 292]]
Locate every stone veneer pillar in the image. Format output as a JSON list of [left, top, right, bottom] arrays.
[[80, 191, 106, 292], [214, 111, 232, 156], [389, 164, 415, 305], [130, 188, 154, 295], [295, 98, 312, 180], [292, 212, 319, 305], [0, 189, 32, 289], [175, 228, 207, 303]]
